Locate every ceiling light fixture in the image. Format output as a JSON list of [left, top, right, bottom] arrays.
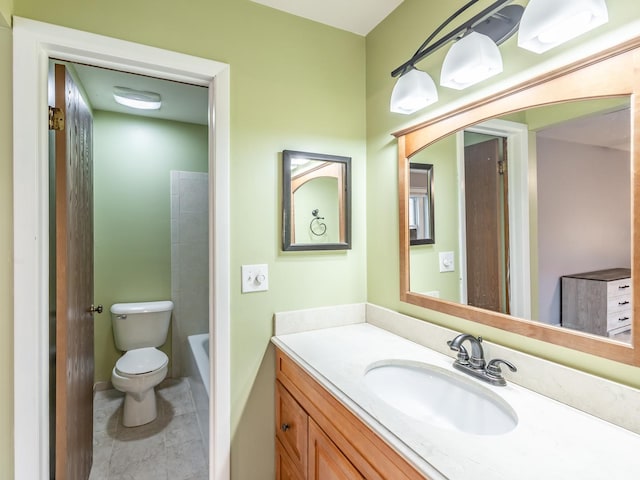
[[390, 0, 609, 114], [113, 86, 162, 110]]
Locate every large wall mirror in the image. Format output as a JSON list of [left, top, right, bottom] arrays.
[[395, 38, 640, 366], [282, 150, 352, 251]]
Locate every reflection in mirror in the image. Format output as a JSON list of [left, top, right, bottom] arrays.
[[282, 150, 351, 251], [409, 163, 434, 245], [396, 41, 640, 366], [408, 97, 631, 342]]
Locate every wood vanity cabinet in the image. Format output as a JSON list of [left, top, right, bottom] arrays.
[[308, 418, 364, 480], [275, 348, 427, 480], [561, 268, 632, 338]]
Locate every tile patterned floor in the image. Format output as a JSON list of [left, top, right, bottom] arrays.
[[89, 378, 208, 480]]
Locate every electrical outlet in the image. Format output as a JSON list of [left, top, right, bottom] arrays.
[[439, 252, 455, 273], [241, 264, 269, 293]]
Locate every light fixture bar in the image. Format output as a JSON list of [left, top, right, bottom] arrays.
[[391, 0, 514, 78]]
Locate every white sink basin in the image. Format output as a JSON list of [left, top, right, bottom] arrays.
[[363, 360, 518, 436]]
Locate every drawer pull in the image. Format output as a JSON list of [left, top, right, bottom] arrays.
[[281, 423, 290, 432], [618, 301, 630, 306], [619, 316, 630, 322], [618, 285, 630, 290]]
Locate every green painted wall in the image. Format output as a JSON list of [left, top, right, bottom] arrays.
[[366, 0, 640, 389], [0, 23, 13, 478], [409, 135, 460, 300], [524, 97, 628, 130], [0, 0, 11, 26], [9, 0, 367, 477], [293, 177, 340, 244], [93, 111, 208, 384]]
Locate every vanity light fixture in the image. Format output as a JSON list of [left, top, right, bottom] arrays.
[[390, 0, 609, 114], [390, 67, 438, 114], [518, 0, 609, 53], [440, 31, 503, 90], [113, 86, 162, 110]]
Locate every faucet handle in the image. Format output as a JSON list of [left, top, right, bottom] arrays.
[[485, 358, 517, 380]]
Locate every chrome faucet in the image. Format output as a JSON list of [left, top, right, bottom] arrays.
[[447, 334, 486, 370], [447, 333, 517, 386]]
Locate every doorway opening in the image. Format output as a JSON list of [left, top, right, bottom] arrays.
[[49, 60, 212, 478], [13, 17, 230, 480], [456, 118, 531, 319], [462, 132, 511, 314]]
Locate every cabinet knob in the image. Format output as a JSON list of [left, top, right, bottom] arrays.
[[280, 423, 290, 432]]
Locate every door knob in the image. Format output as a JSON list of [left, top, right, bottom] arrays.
[[89, 304, 104, 314]]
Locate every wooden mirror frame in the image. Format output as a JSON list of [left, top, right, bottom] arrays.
[[395, 37, 640, 366]]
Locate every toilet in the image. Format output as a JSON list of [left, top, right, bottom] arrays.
[[110, 300, 173, 427]]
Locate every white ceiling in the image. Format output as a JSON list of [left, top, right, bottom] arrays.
[[251, 0, 404, 36], [537, 108, 631, 152], [73, 64, 208, 125]]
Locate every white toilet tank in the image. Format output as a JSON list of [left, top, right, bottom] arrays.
[[111, 300, 174, 351]]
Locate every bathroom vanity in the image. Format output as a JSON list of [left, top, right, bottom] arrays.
[[272, 304, 640, 480], [276, 349, 424, 479]]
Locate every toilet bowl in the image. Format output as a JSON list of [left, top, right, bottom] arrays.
[[111, 347, 169, 427], [110, 300, 173, 427]]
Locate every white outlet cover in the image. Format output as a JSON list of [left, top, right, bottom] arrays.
[[241, 264, 269, 293], [439, 252, 455, 273]]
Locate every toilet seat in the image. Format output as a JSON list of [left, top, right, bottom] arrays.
[[115, 347, 168, 376]]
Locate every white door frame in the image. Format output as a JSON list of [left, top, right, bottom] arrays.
[[12, 17, 231, 480], [456, 118, 531, 319]]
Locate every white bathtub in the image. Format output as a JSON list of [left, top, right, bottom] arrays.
[[187, 333, 210, 451]]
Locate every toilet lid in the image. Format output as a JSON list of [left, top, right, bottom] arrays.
[[116, 347, 168, 375]]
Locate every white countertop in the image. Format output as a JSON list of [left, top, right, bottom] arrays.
[[272, 323, 640, 480]]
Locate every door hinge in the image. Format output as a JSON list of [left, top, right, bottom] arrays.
[[498, 160, 506, 175], [48, 106, 65, 131]]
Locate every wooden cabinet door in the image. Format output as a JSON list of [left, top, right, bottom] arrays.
[[276, 438, 305, 480], [276, 381, 309, 475], [309, 419, 364, 480]]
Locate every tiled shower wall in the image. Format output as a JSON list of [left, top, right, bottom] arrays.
[[171, 171, 209, 378]]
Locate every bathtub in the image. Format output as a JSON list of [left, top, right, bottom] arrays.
[[187, 333, 210, 451]]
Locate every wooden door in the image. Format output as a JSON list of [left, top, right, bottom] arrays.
[[308, 419, 363, 480], [464, 138, 509, 313], [55, 63, 95, 480]]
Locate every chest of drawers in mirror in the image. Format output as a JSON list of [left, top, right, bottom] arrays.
[[561, 268, 632, 340]]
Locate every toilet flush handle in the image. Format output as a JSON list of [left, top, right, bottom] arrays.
[[89, 304, 104, 314]]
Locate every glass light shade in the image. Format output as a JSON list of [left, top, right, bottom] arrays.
[[390, 68, 438, 114], [518, 0, 609, 53], [440, 32, 503, 90], [113, 86, 162, 110]]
